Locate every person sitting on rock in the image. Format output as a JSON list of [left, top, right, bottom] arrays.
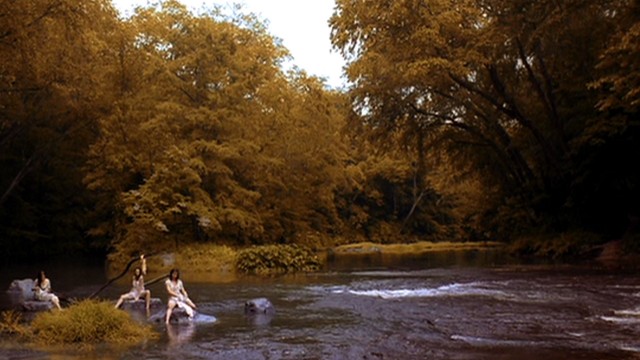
[[33, 270, 62, 310], [165, 268, 197, 324], [115, 254, 151, 316]]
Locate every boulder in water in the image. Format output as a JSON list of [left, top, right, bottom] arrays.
[[7, 279, 35, 302], [244, 297, 275, 315], [7, 279, 54, 311], [120, 298, 164, 313], [148, 308, 216, 324], [21, 301, 54, 312], [244, 297, 275, 326]]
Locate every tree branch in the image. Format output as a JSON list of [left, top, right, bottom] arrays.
[[516, 38, 564, 153], [486, 64, 559, 170]]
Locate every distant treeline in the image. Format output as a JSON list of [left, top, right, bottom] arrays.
[[1, 0, 638, 262]]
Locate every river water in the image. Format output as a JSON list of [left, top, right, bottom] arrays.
[[1, 250, 640, 359]]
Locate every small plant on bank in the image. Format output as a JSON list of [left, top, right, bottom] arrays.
[[0, 310, 29, 337], [30, 300, 157, 347], [236, 244, 321, 275]]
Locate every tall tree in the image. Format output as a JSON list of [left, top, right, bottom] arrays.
[[0, 0, 122, 259], [331, 0, 638, 239], [85, 2, 352, 259]]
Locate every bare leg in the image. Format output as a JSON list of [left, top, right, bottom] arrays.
[[52, 295, 62, 310], [165, 300, 176, 324], [115, 295, 125, 309], [185, 297, 197, 309], [144, 290, 151, 317]]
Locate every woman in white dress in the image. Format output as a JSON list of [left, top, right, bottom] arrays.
[[34, 270, 62, 310], [115, 255, 151, 315], [165, 268, 197, 324]]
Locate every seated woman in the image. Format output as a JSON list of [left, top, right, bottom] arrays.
[[165, 268, 197, 324], [115, 254, 151, 315], [34, 270, 62, 310]]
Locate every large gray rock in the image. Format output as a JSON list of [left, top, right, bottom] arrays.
[[120, 298, 164, 313], [7, 279, 35, 302], [21, 301, 54, 312], [244, 297, 275, 326], [7, 279, 57, 312], [244, 297, 275, 315], [148, 307, 193, 324], [148, 308, 217, 324]]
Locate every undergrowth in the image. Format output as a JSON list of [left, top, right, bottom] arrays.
[[29, 300, 156, 347], [236, 244, 321, 275], [508, 230, 603, 259], [0, 310, 29, 337]]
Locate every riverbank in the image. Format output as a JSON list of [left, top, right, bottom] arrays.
[[329, 241, 504, 255], [109, 241, 505, 282], [7, 261, 640, 359]]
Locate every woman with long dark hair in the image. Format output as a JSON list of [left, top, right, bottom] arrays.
[[115, 254, 151, 315], [164, 268, 196, 324], [34, 270, 62, 310]]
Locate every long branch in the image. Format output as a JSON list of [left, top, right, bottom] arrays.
[[88, 251, 166, 298], [516, 38, 565, 154], [0, 154, 36, 206], [486, 64, 559, 169], [401, 189, 426, 232], [420, 89, 536, 185], [0, 109, 100, 207], [88, 256, 141, 299], [534, 44, 565, 149]]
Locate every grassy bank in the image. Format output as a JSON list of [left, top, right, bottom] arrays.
[[507, 231, 603, 259], [331, 241, 504, 255], [108, 240, 504, 281], [0, 300, 157, 349]]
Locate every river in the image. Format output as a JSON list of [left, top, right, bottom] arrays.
[[1, 250, 640, 359]]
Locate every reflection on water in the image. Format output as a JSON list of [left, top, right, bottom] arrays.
[[166, 323, 196, 346], [245, 312, 275, 327], [2, 249, 640, 359], [324, 248, 515, 271]]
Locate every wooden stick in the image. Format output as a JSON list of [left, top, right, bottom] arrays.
[[88, 254, 147, 299], [145, 274, 168, 287]]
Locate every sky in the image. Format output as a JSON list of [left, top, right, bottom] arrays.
[[111, 0, 347, 88]]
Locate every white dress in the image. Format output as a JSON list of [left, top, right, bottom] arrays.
[[125, 276, 146, 300], [34, 278, 57, 302], [165, 279, 194, 317]]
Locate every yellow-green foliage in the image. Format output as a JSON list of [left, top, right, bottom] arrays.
[[293, 232, 348, 251], [30, 300, 156, 347], [0, 310, 28, 337], [175, 243, 237, 273], [107, 244, 237, 278], [236, 244, 321, 275], [333, 241, 503, 255]]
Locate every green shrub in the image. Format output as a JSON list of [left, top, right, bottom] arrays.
[[30, 300, 156, 347], [236, 244, 321, 275]]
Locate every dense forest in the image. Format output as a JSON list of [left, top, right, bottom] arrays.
[[1, 0, 638, 262]]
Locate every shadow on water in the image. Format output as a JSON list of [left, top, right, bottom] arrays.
[[324, 248, 516, 271]]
